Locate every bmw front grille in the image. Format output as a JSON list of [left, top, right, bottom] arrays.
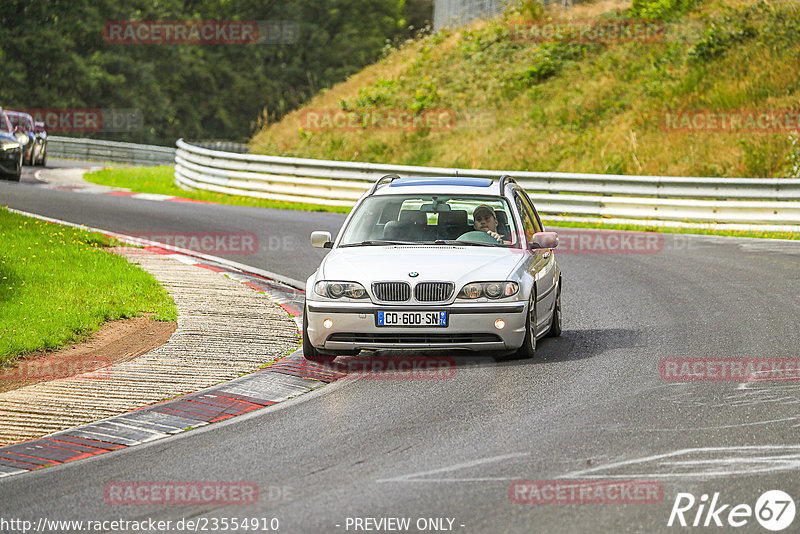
[[414, 282, 454, 302], [372, 282, 411, 302]]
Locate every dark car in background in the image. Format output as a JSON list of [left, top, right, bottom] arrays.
[[0, 108, 23, 181], [5, 110, 36, 165], [33, 121, 47, 166]]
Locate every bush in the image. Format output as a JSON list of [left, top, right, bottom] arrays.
[[688, 22, 757, 62], [630, 0, 698, 20]]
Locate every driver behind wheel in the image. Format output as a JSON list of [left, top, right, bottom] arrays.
[[473, 205, 510, 244]]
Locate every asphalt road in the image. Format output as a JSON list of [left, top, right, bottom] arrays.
[[1, 162, 800, 533]]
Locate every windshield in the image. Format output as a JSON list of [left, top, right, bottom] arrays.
[[0, 113, 10, 133], [7, 114, 32, 131], [339, 194, 518, 247]]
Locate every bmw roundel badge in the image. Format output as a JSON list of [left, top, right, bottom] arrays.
[[409, 272, 419, 277]]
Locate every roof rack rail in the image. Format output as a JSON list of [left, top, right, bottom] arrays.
[[370, 174, 401, 195], [499, 174, 517, 193]]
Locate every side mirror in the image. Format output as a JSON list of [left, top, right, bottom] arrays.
[[311, 231, 333, 249], [530, 231, 558, 250]]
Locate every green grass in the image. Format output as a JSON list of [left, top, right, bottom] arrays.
[[0, 208, 177, 364], [84, 166, 352, 213]]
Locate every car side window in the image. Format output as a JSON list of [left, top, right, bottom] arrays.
[[518, 191, 544, 233], [515, 194, 537, 245]]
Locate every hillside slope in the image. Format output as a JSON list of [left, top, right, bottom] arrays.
[[251, 0, 800, 178]]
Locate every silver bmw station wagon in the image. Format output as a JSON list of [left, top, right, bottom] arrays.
[[303, 174, 562, 362]]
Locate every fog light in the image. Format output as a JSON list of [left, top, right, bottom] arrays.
[[323, 319, 333, 329], [495, 319, 505, 329]]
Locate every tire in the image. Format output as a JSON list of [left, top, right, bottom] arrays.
[[10, 151, 22, 181], [546, 280, 562, 338], [514, 293, 537, 359], [302, 303, 336, 364], [40, 146, 47, 167]]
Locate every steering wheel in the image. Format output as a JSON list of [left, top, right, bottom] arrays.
[[456, 230, 501, 244]]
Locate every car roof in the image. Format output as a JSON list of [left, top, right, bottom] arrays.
[[5, 110, 33, 120], [371, 175, 513, 197]]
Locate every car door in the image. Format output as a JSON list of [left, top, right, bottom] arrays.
[[515, 191, 557, 334]]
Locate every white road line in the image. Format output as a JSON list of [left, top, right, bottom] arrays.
[[608, 416, 800, 432], [376, 452, 529, 483], [564, 445, 800, 480]]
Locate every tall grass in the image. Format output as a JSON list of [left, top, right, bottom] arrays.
[[251, 0, 800, 178]]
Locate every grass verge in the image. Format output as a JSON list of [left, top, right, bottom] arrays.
[[83, 166, 352, 213], [0, 207, 177, 364]]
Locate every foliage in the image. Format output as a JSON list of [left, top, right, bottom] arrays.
[[781, 134, 800, 178], [687, 3, 769, 62], [0, 0, 419, 144], [630, 0, 698, 20], [514, 0, 545, 21]]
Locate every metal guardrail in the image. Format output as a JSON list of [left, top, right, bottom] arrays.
[[48, 136, 175, 166], [186, 140, 249, 154], [174, 138, 800, 227]]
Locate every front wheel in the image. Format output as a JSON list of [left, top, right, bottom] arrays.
[[10, 151, 22, 181], [302, 303, 336, 364], [514, 293, 537, 359]]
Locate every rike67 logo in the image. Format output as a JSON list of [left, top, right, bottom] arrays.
[[668, 490, 796, 531]]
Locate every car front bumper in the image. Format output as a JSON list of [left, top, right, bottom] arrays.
[[305, 301, 528, 352]]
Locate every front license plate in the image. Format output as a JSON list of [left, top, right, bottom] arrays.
[[376, 311, 448, 327]]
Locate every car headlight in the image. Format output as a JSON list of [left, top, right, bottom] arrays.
[[1, 140, 20, 151], [314, 281, 369, 299], [457, 281, 519, 300]]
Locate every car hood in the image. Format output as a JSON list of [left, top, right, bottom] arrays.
[[318, 245, 524, 285]]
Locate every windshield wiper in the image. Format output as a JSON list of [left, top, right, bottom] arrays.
[[433, 239, 496, 247], [340, 240, 414, 247]]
